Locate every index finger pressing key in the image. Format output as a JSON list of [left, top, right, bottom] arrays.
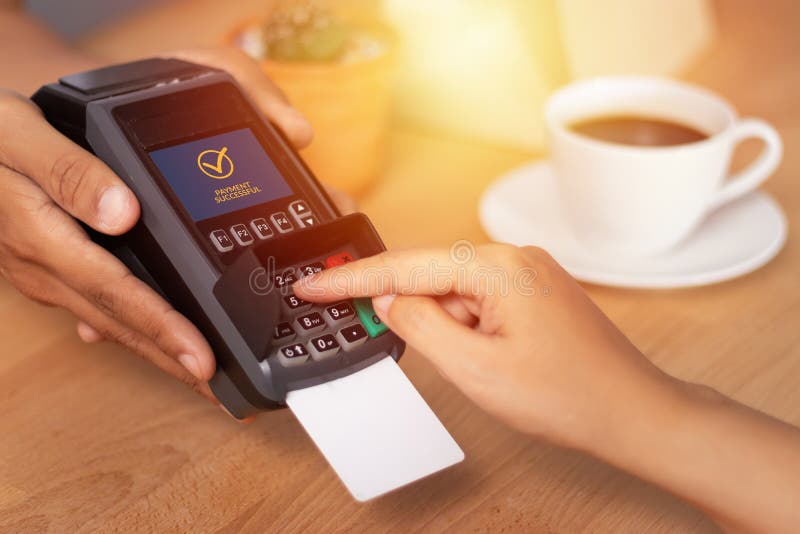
[[293, 248, 486, 302]]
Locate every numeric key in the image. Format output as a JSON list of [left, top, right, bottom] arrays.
[[324, 301, 355, 327], [308, 334, 340, 360], [283, 294, 312, 313], [295, 311, 325, 334], [274, 268, 297, 289], [298, 262, 324, 277]]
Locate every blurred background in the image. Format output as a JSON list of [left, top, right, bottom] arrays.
[[45, 0, 717, 196]]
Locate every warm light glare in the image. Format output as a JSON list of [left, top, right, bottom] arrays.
[[382, 0, 713, 149], [384, 0, 565, 148]]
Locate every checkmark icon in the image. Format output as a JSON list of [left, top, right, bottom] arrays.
[[202, 146, 228, 173], [197, 147, 233, 179]]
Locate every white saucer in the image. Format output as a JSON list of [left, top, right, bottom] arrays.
[[479, 161, 787, 289]]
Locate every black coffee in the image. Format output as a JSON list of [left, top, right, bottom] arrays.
[[569, 115, 709, 147]]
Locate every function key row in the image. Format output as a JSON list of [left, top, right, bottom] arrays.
[[208, 200, 320, 253], [275, 322, 370, 367]]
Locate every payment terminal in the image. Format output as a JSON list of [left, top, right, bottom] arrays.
[[32, 58, 405, 419]]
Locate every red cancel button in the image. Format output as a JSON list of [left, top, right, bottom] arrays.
[[324, 252, 355, 269]]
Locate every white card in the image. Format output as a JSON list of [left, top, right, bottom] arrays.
[[286, 356, 464, 501]]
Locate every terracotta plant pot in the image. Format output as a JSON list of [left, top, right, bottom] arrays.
[[229, 20, 394, 195]]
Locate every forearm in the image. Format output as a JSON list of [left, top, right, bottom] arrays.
[[585, 373, 800, 532], [0, 8, 101, 94]]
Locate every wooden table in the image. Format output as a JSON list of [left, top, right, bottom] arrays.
[[2, 1, 798, 531]]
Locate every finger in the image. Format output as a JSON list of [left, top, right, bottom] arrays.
[[295, 246, 517, 303], [436, 294, 479, 328], [0, 90, 140, 235], [2, 252, 213, 391], [372, 294, 491, 375], [295, 244, 547, 303], [77, 321, 104, 343], [76, 304, 218, 405], [294, 248, 456, 302], [57, 280, 218, 403], [166, 48, 314, 148], [324, 184, 359, 215], [78, 311, 219, 405], [216, 399, 256, 423], [256, 92, 314, 149], [0, 254, 72, 310], [37, 239, 216, 382]]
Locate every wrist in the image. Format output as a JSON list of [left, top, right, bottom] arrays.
[[565, 358, 697, 460], [575, 366, 731, 485]]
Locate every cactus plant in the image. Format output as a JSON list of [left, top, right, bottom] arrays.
[[229, 2, 393, 192], [262, 0, 348, 62]]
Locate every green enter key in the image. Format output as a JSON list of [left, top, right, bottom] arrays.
[[353, 298, 388, 337]]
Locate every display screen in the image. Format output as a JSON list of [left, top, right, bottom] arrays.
[[149, 128, 293, 222]]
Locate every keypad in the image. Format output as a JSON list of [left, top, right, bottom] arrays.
[[267, 252, 390, 367], [203, 197, 396, 368]]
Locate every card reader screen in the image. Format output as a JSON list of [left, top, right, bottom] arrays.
[[149, 128, 293, 221]]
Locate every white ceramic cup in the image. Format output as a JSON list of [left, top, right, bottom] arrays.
[[545, 76, 783, 257]]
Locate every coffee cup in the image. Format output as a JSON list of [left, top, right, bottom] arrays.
[[544, 76, 782, 256]]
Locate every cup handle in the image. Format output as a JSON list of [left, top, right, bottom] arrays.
[[707, 118, 783, 211]]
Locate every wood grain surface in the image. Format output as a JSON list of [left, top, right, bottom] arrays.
[[1, 1, 798, 532]]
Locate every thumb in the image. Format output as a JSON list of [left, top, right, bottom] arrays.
[[2, 93, 140, 235], [372, 294, 491, 376]]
